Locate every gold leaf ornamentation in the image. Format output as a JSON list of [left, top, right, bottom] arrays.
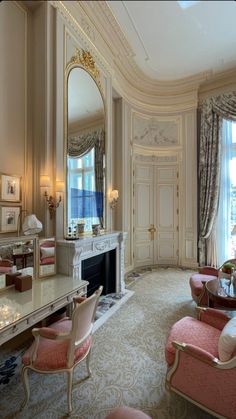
[[70, 48, 101, 88]]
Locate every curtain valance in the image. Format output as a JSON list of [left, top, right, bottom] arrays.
[[67, 128, 105, 158]]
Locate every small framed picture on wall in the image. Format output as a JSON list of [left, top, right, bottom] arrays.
[[0, 173, 21, 202], [0, 206, 21, 233]]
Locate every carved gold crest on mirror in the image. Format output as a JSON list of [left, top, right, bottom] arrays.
[[70, 48, 101, 89], [65, 49, 106, 238]]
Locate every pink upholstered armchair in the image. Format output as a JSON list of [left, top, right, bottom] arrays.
[[189, 258, 236, 306], [0, 258, 13, 274], [21, 286, 103, 415], [165, 307, 236, 419]]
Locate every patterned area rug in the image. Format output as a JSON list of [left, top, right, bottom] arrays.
[[0, 290, 134, 390], [0, 268, 215, 419]]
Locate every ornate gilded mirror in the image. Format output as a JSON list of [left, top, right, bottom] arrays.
[[65, 49, 105, 238]]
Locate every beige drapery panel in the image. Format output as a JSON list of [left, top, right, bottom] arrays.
[[68, 128, 105, 227], [199, 91, 236, 266]]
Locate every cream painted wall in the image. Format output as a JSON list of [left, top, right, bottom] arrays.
[[1, 0, 235, 270], [0, 2, 28, 220]]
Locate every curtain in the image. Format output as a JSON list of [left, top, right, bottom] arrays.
[[68, 128, 105, 224], [199, 91, 236, 266], [215, 120, 233, 266]]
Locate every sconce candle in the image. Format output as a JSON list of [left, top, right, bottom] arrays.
[[109, 189, 119, 209], [40, 176, 64, 219]]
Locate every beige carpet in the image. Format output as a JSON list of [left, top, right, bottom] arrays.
[[1, 268, 215, 419]]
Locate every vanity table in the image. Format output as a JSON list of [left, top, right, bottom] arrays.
[[0, 275, 88, 346]]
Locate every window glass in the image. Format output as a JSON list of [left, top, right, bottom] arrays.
[[67, 147, 100, 233], [232, 122, 236, 144]]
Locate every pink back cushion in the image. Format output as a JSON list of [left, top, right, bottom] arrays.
[[165, 316, 221, 366]]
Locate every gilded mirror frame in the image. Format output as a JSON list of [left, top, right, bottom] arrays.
[[64, 48, 106, 239]]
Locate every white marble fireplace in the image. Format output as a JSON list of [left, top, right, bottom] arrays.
[[57, 231, 127, 293]]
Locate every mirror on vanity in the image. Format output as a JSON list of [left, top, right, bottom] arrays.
[[0, 236, 36, 291], [65, 49, 106, 238], [38, 237, 56, 278]]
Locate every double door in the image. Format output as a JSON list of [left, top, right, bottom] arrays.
[[133, 162, 179, 267]]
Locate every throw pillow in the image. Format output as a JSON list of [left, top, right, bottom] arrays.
[[218, 317, 236, 362], [41, 247, 54, 259]]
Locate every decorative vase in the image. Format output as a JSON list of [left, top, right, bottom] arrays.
[[92, 224, 100, 236], [77, 223, 85, 235]]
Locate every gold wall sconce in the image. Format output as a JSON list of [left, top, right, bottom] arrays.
[[109, 189, 119, 209], [40, 176, 64, 219]]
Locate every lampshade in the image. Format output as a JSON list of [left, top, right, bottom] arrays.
[[55, 180, 65, 193], [22, 214, 43, 235], [40, 175, 51, 188], [110, 190, 119, 200]]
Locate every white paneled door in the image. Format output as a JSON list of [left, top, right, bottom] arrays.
[[134, 162, 179, 267]]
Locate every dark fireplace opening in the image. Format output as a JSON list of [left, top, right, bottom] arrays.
[[82, 249, 116, 296]]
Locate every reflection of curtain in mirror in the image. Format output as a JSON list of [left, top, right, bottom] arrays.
[[68, 129, 105, 227]]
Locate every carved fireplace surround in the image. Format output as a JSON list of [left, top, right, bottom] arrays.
[[57, 231, 127, 293]]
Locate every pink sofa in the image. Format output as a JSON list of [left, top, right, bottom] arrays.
[[165, 307, 236, 419]]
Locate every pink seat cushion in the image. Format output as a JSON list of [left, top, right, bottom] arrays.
[[165, 316, 221, 366], [189, 273, 217, 296], [22, 318, 92, 370], [40, 256, 54, 265]]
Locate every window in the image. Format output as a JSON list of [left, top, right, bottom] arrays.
[[216, 120, 236, 264], [67, 148, 100, 232]]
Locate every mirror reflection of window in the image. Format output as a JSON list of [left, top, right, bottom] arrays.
[[68, 148, 101, 232]]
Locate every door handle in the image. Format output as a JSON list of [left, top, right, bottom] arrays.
[[148, 224, 156, 240], [148, 224, 156, 233]]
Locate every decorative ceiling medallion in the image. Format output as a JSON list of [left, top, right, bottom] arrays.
[[70, 48, 101, 88]]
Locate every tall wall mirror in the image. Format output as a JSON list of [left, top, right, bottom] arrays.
[[65, 49, 106, 238], [0, 236, 36, 291]]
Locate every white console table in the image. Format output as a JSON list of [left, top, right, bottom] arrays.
[[0, 275, 88, 346], [57, 231, 127, 293]]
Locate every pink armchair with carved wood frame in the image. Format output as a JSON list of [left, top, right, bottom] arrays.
[[21, 286, 103, 415], [165, 308, 236, 419]]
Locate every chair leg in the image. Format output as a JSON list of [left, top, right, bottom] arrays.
[[86, 349, 92, 378], [21, 366, 30, 410], [67, 369, 73, 415]]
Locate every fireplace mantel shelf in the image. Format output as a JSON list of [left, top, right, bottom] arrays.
[[57, 231, 127, 293]]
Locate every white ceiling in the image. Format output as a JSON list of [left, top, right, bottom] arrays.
[[108, 0, 236, 81]]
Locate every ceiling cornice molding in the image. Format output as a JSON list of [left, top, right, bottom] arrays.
[[50, 0, 235, 111], [198, 67, 236, 100], [50, 0, 113, 77], [78, 1, 213, 95]]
